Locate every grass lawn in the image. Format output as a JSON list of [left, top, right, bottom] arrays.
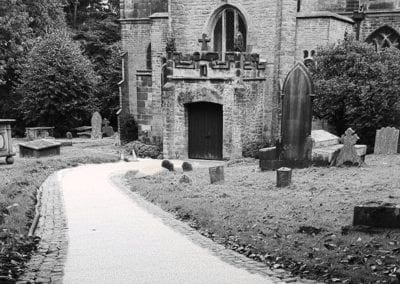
[[126, 155, 400, 284], [0, 138, 119, 280]]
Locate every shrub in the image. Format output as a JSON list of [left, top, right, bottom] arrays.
[[182, 161, 193, 172], [312, 37, 400, 147], [124, 140, 161, 159], [161, 160, 174, 171], [120, 114, 138, 144], [15, 30, 98, 136]]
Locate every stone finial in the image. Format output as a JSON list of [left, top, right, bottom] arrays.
[[198, 33, 210, 51]]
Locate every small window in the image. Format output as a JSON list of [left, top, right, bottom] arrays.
[[212, 6, 247, 53], [146, 44, 152, 70]]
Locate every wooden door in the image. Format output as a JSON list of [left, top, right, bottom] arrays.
[[188, 102, 223, 160]]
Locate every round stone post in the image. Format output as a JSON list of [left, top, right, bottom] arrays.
[[276, 167, 292, 187]]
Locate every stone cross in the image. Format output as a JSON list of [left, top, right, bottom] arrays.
[[198, 33, 210, 51], [331, 128, 363, 167]]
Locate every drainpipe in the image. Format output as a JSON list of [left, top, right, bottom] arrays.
[[352, 7, 365, 40]]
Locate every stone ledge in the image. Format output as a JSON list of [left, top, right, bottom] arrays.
[[297, 11, 354, 24]]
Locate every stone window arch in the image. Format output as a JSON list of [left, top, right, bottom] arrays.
[[366, 26, 400, 51], [211, 5, 247, 53], [146, 43, 152, 70]]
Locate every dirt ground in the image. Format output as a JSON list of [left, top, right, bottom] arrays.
[[0, 138, 120, 279], [126, 155, 400, 284]]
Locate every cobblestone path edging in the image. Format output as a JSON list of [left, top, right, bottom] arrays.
[[112, 175, 320, 284], [17, 166, 320, 284], [17, 172, 68, 284]]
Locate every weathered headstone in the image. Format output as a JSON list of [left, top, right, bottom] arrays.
[[276, 167, 292, 188], [281, 62, 314, 167], [209, 165, 224, 184], [374, 127, 399, 154], [331, 128, 363, 167], [91, 112, 102, 139]]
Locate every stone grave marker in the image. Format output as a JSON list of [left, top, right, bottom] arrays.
[[209, 165, 224, 184], [281, 62, 314, 167], [276, 167, 292, 188], [374, 126, 399, 154], [353, 202, 400, 228], [91, 111, 102, 139], [331, 128, 363, 167]]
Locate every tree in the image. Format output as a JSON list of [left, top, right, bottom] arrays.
[[71, 7, 121, 126], [312, 38, 400, 147], [0, 0, 67, 134], [15, 31, 99, 136]]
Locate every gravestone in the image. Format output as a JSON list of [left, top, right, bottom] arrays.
[[276, 167, 292, 188], [374, 127, 399, 154], [331, 128, 363, 167], [281, 62, 314, 167], [91, 112, 102, 139], [353, 202, 400, 228], [209, 165, 224, 184]]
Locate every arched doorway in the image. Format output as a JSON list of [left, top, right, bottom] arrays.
[[187, 102, 223, 160]]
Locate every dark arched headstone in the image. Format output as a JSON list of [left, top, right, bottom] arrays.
[[281, 62, 314, 166]]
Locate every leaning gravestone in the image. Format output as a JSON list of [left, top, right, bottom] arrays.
[[209, 166, 224, 184], [91, 112, 102, 139], [374, 127, 399, 154], [281, 62, 314, 167]]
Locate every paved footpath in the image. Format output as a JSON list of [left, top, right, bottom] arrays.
[[19, 160, 316, 284]]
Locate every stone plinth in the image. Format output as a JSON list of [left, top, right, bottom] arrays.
[[353, 202, 400, 228], [0, 119, 16, 164], [19, 140, 61, 158]]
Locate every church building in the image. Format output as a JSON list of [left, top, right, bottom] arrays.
[[119, 0, 400, 160]]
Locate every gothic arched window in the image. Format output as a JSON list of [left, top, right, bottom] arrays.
[[366, 26, 400, 51], [212, 6, 247, 53]]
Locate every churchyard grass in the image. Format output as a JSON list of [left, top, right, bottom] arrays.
[[0, 138, 119, 279], [126, 155, 400, 283]]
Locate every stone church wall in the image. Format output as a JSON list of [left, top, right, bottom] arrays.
[[359, 13, 400, 40], [295, 15, 353, 60], [170, 0, 278, 63]]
